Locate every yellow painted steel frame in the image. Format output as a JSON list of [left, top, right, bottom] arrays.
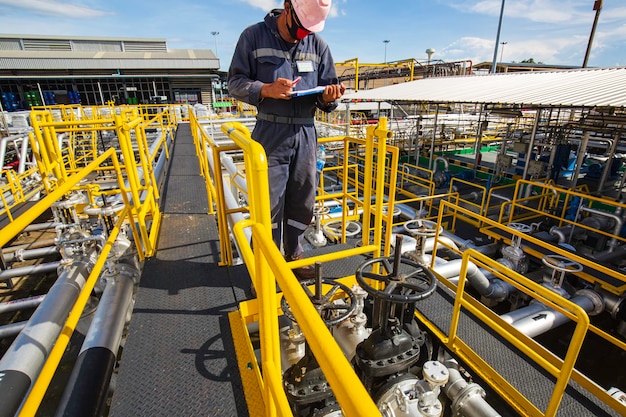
[[188, 109, 218, 217], [0, 149, 141, 416], [220, 120, 396, 416], [28, 106, 172, 257], [424, 200, 626, 417], [0, 167, 43, 222]]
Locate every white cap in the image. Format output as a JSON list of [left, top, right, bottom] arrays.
[[291, 0, 331, 32]]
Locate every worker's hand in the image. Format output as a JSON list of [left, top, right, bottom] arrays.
[[260, 78, 294, 100], [321, 83, 346, 104]]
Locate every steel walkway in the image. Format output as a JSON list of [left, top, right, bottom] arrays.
[[110, 123, 251, 417]]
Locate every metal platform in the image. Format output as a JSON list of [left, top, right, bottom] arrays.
[[109, 123, 251, 417], [417, 282, 620, 417]]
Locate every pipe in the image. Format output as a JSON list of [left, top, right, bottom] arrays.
[[0, 321, 28, 339], [0, 295, 45, 314], [549, 226, 570, 244], [432, 259, 512, 301], [55, 263, 138, 417], [579, 206, 623, 251], [2, 238, 57, 254], [24, 222, 65, 232], [434, 156, 449, 173], [443, 359, 502, 417], [2, 246, 59, 263], [0, 261, 61, 281], [0, 251, 96, 417], [504, 290, 603, 338]]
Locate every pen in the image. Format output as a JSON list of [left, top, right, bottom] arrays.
[[292, 76, 302, 86]]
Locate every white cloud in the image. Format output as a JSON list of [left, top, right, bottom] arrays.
[[237, 0, 283, 12], [0, 0, 112, 18], [450, 0, 593, 25]]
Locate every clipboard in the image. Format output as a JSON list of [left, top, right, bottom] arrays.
[[289, 86, 326, 97]]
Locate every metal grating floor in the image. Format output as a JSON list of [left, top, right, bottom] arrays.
[[109, 123, 250, 417]]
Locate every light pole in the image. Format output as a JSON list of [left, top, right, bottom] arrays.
[[211, 31, 219, 57], [500, 41, 507, 63], [491, 0, 506, 73], [383, 40, 390, 63], [583, 0, 603, 68]]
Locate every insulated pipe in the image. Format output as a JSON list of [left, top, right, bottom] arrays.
[[0, 261, 61, 281], [432, 259, 512, 301], [434, 156, 449, 173], [0, 253, 96, 417], [55, 263, 138, 417], [499, 302, 546, 324], [221, 154, 248, 196], [18, 134, 30, 173], [0, 134, 27, 170], [505, 291, 603, 338], [204, 144, 251, 244]]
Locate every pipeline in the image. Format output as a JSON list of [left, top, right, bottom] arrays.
[[432, 258, 512, 302], [500, 289, 604, 338], [0, 261, 61, 282], [442, 357, 502, 417], [580, 206, 623, 252], [55, 261, 138, 417], [2, 245, 59, 263], [0, 249, 97, 417]]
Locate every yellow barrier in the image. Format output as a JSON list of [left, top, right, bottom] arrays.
[[26, 106, 173, 258], [424, 200, 626, 417], [215, 119, 394, 416]]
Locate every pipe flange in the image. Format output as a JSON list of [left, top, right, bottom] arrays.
[[575, 288, 605, 316], [450, 382, 485, 417]]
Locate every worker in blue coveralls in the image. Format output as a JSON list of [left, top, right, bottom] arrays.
[[228, 0, 345, 280]]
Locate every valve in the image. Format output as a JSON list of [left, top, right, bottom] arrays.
[[306, 205, 331, 248], [541, 254, 583, 289]]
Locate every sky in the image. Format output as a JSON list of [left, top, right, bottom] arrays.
[[1, 0, 625, 71]]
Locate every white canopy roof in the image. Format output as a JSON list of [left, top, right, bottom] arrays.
[[342, 67, 626, 109]]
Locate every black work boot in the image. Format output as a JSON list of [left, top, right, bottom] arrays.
[[287, 254, 316, 281]]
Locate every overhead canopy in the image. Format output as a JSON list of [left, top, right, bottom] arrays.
[[342, 67, 626, 109]]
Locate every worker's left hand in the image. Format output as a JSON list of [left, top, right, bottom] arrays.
[[321, 83, 346, 104]]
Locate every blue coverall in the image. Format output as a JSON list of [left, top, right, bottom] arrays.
[[228, 9, 339, 259]]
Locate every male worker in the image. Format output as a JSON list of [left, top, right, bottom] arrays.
[[228, 0, 345, 280]]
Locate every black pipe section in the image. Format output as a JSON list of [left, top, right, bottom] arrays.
[[54, 348, 116, 417], [0, 371, 32, 417]]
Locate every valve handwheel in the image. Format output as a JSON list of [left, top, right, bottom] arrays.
[[403, 219, 441, 237], [323, 219, 362, 238], [355, 251, 437, 303], [541, 254, 583, 274], [281, 274, 356, 326], [507, 222, 533, 233]]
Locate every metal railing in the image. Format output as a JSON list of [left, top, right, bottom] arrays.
[[213, 120, 395, 416], [423, 200, 626, 417]]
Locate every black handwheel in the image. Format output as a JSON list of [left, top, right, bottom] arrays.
[[281, 277, 357, 326], [355, 254, 437, 303]]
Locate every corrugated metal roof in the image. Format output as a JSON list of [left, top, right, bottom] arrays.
[[342, 67, 626, 109], [0, 49, 218, 71]]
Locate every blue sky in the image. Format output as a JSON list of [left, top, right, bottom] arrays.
[[1, 0, 625, 70]]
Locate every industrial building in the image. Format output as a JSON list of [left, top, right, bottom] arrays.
[[0, 34, 220, 110]]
